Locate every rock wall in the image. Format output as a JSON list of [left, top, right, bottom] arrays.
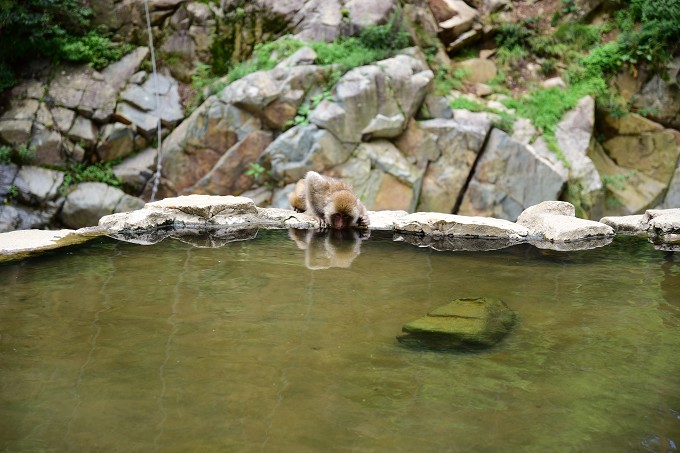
[[1, 0, 679, 233]]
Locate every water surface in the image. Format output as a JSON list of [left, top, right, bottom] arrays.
[[1, 230, 679, 452]]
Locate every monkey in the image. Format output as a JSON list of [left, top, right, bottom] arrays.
[[290, 171, 369, 229], [288, 179, 307, 212]]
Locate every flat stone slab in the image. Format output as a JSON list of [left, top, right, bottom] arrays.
[[393, 212, 530, 239], [398, 297, 517, 350], [0, 227, 104, 262], [517, 201, 614, 242], [600, 215, 646, 235]]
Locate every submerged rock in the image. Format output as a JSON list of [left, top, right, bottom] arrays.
[[398, 297, 516, 350]]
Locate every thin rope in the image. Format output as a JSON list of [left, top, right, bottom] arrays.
[[143, 0, 163, 202]]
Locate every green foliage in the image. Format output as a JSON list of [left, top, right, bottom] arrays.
[[3, 184, 19, 204], [61, 162, 121, 194], [55, 30, 133, 69], [602, 172, 633, 191], [244, 162, 268, 182], [449, 98, 515, 134], [188, 62, 227, 112], [0, 144, 36, 165], [433, 67, 465, 95], [225, 12, 411, 83], [287, 89, 334, 129], [0, 0, 130, 89]]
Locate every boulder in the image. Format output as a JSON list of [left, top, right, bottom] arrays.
[[457, 58, 497, 84], [642, 209, 680, 237], [97, 122, 136, 161], [555, 96, 603, 198], [588, 141, 667, 216], [160, 97, 261, 193], [67, 116, 98, 149], [113, 147, 157, 193], [393, 119, 441, 168], [398, 297, 516, 350], [118, 72, 184, 127], [663, 166, 680, 209], [516, 201, 615, 242], [262, 124, 352, 184], [60, 182, 145, 228], [0, 163, 18, 200], [599, 214, 645, 235], [219, 65, 327, 129], [458, 129, 568, 221], [190, 130, 274, 195], [309, 54, 434, 143], [417, 116, 491, 213], [0, 99, 39, 145], [631, 75, 680, 130], [602, 130, 679, 186], [0, 205, 52, 232], [30, 124, 65, 166], [13, 166, 64, 206], [393, 211, 529, 239], [433, 0, 479, 44]]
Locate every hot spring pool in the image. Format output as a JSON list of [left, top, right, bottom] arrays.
[[0, 230, 678, 451]]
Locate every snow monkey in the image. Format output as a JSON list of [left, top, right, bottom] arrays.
[[289, 171, 369, 229]]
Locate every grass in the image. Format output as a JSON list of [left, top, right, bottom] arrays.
[[449, 97, 515, 134]]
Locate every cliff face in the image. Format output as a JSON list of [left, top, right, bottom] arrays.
[[0, 0, 678, 231]]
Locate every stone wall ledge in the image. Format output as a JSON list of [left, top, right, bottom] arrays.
[[2, 195, 678, 261]]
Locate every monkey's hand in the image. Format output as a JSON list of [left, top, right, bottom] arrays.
[[357, 214, 370, 228]]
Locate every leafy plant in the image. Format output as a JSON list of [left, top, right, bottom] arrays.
[[225, 11, 411, 84], [286, 89, 334, 129], [60, 161, 121, 194], [449, 98, 515, 134], [244, 162, 268, 182], [0, 144, 36, 165], [55, 29, 133, 69], [3, 184, 19, 205], [0, 0, 131, 89]]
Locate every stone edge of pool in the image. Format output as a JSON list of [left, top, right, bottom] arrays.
[[1, 195, 678, 261]]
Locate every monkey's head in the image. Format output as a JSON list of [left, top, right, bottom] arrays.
[[326, 190, 363, 229]]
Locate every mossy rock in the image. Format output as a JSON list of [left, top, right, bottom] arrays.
[[397, 297, 516, 351]]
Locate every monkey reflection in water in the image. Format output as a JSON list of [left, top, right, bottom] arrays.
[[289, 228, 370, 270], [289, 171, 370, 229]]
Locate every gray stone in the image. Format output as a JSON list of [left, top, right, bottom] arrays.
[[160, 97, 261, 193], [555, 96, 602, 196], [30, 124, 65, 165], [599, 214, 646, 235], [398, 297, 516, 350], [309, 54, 433, 143], [393, 211, 529, 239], [642, 208, 680, 236], [67, 116, 98, 148], [516, 201, 615, 241], [0, 164, 18, 200], [60, 182, 144, 228], [663, 166, 680, 209], [0, 120, 33, 145], [113, 147, 157, 193], [97, 122, 135, 161], [459, 129, 568, 221], [588, 141, 667, 216], [115, 102, 159, 137], [14, 166, 65, 205], [417, 117, 491, 213], [0, 227, 102, 258], [262, 124, 352, 184], [51, 107, 76, 133]]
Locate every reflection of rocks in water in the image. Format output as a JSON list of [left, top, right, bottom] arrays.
[[660, 253, 680, 327], [108, 226, 258, 247], [529, 236, 613, 252], [288, 228, 370, 270], [398, 297, 517, 351], [393, 233, 523, 252], [650, 233, 680, 252]]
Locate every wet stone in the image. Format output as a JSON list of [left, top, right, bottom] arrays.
[[398, 297, 516, 350]]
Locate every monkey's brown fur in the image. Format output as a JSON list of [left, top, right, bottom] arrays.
[[290, 171, 369, 229]]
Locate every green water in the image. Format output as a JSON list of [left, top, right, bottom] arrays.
[[0, 230, 678, 452]]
